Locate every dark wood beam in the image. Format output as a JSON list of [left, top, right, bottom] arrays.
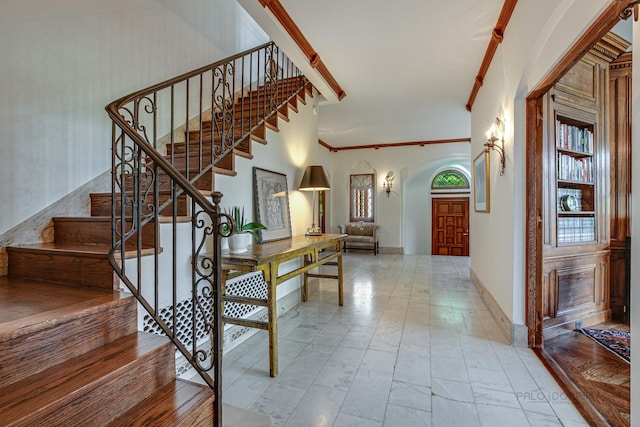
[[466, 0, 518, 112], [319, 137, 471, 152], [259, 0, 346, 100]]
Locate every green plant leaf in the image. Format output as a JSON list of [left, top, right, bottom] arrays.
[[223, 206, 267, 240]]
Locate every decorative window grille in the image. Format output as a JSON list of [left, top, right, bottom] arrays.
[[350, 173, 374, 222]]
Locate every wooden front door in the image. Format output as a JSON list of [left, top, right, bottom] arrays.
[[432, 197, 469, 256]]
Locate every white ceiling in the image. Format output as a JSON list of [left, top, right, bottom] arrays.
[[242, 0, 506, 148]]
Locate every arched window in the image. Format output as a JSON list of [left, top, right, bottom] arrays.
[[349, 173, 375, 222], [431, 170, 469, 189]]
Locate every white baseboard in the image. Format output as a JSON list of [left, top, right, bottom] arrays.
[[470, 269, 527, 347]]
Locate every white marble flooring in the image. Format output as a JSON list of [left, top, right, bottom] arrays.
[[218, 254, 587, 426]]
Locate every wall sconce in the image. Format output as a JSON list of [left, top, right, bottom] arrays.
[[383, 171, 394, 197], [485, 117, 506, 176]]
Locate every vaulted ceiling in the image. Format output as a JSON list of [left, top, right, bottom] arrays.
[[239, 0, 507, 148]]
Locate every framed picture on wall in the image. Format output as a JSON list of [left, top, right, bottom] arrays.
[[253, 167, 292, 242], [473, 150, 490, 213]]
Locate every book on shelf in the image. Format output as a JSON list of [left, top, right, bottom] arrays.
[[555, 119, 593, 154], [557, 153, 593, 183], [557, 216, 595, 244]]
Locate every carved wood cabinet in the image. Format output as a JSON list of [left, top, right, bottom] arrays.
[[541, 33, 629, 336]]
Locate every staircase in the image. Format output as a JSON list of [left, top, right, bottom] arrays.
[[0, 42, 313, 427]]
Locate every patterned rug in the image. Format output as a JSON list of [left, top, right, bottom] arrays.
[[581, 328, 630, 363]]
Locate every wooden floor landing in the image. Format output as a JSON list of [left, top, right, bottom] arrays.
[[538, 321, 630, 426]]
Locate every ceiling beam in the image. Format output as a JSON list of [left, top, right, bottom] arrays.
[[319, 138, 471, 152], [465, 0, 518, 112], [259, 0, 346, 100]]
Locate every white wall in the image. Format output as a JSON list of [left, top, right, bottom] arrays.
[[326, 143, 470, 253], [216, 92, 330, 297], [471, 0, 611, 326], [0, 0, 268, 236]]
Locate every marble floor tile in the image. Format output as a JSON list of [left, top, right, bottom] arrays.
[[383, 403, 431, 427], [393, 346, 431, 387], [431, 355, 470, 383], [218, 254, 586, 426], [431, 378, 475, 403], [333, 413, 383, 427], [313, 359, 359, 392], [341, 368, 393, 422], [431, 396, 480, 427], [284, 384, 346, 427], [249, 382, 305, 425], [476, 404, 528, 427], [360, 348, 397, 374], [472, 385, 521, 409], [388, 380, 432, 412]]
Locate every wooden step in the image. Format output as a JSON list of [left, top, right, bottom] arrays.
[[228, 100, 290, 118], [91, 191, 189, 217], [155, 149, 235, 177], [226, 103, 289, 125], [7, 243, 118, 290], [117, 164, 214, 192], [0, 332, 175, 426], [169, 135, 261, 160], [245, 77, 306, 96], [241, 81, 310, 103], [186, 123, 270, 146], [53, 216, 156, 249], [105, 379, 215, 427], [0, 276, 137, 389]]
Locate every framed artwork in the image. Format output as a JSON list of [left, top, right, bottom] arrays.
[[253, 167, 292, 242], [473, 150, 490, 213]]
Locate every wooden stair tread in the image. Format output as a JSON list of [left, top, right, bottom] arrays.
[[0, 332, 174, 426], [9, 242, 113, 256], [105, 379, 214, 427], [0, 276, 125, 326], [7, 242, 156, 260]]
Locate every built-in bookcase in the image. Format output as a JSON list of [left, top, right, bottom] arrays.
[[539, 33, 630, 336], [554, 114, 596, 245]]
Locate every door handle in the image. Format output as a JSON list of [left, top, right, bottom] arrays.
[[463, 232, 469, 236]]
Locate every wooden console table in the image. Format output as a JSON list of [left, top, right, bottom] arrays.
[[221, 233, 346, 377]]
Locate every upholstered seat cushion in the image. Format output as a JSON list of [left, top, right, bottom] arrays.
[[345, 224, 377, 236], [346, 235, 376, 243], [338, 222, 380, 255]]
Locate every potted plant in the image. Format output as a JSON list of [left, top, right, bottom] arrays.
[[223, 206, 267, 253]]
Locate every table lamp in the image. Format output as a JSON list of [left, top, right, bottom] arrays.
[[299, 165, 330, 236]]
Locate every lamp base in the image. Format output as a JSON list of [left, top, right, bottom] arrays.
[[305, 224, 322, 236]]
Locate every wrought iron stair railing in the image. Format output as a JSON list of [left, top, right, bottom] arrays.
[[104, 41, 309, 425]]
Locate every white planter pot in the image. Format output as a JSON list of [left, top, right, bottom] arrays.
[[228, 232, 252, 253]]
